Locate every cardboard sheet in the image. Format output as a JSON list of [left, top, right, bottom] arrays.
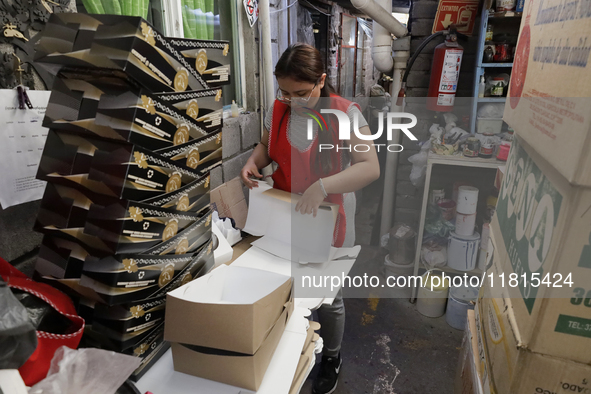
[[244, 181, 340, 263], [230, 246, 358, 303], [212, 222, 234, 266]]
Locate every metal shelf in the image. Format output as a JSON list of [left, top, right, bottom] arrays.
[[419, 261, 484, 277], [488, 10, 522, 18], [480, 62, 513, 68], [478, 97, 506, 103], [410, 152, 502, 302], [427, 152, 504, 169]]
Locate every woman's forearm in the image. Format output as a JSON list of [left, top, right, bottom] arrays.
[[248, 143, 273, 169], [321, 161, 380, 195]]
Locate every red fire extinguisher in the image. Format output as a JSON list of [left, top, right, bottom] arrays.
[[426, 34, 463, 112]]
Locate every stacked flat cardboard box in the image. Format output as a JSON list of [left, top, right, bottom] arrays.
[[471, 1, 591, 392], [31, 13, 229, 380]]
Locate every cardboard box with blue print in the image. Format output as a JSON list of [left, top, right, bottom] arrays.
[[475, 266, 591, 394], [490, 135, 591, 365], [503, 0, 591, 186], [164, 265, 294, 390]]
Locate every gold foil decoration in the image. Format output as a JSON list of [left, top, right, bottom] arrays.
[[140, 22, 156, 46], [134, 152, 148, 169], [186, 99, 199, 120], [163, 219, 179, 241], [158, 263, 175, 287], [130, 305, 145, 318], [186, 148, 200, 169], [195, 49, 208, 74], [140, 95, 156, 114], [123, 258, 139, 273], [174, 124, 189, 145], [174, 68, 189, 91], [177, 195, 190, 211], [175, 238, 189, 254], [129, 207, 144, 222], [166, 172, 182, 193]]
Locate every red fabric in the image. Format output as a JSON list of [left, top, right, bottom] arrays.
[[268, 94, 358, 247], [0, 258, 84, 386]]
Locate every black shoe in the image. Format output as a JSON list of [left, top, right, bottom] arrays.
[[312, 353, 342, 394]]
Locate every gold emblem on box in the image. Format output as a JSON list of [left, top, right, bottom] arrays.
[[159, 263, 175, 288], [177, 194, 190, 211], [140, 22, 156, 46], [175, 238, 189, 254], [186, 99, 199, 119], [134, 151, 148, 169], [123, 258, 139, 273], [186, 148, 200, 169], [195, 49, 208, 74], [130, 305, 145, 318], [163, 219, 179, 241], [174, 68, 189, 92], [174, 124, 189, 145], [166, 172, 182, 193]]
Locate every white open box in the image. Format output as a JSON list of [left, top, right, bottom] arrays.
[[164, 265, 293, 355]]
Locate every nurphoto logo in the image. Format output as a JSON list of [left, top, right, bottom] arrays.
[[303, 108, 419, 153]]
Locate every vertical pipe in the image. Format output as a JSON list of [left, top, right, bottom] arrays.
[[258, 0, 275, 111], [380, 66, 403, 238]]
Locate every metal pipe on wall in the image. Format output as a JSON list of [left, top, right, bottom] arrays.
[[258, 1, 276, 113]]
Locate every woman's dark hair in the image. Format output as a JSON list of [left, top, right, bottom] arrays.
[[275, 44, 338, 176]]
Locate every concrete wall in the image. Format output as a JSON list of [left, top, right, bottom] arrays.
[[392, 0, 480, 232]]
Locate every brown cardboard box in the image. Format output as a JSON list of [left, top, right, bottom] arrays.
[[503, 0, 591, 186], [454, 310, 483, 394], [475, 270, 591, 394], [164, 265, 292, 354], [491, 136, 591, 364], [210, 177, 248, 229], [169, 301, 292, 391]]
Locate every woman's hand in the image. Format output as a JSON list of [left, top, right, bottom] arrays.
[[295, 181, 325, 217], [241, 160, 263, 189]]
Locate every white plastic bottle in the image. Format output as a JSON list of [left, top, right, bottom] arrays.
[[478, 75, 486, 98], [231, 100, 239, 117]]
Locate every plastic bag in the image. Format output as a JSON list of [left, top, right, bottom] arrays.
[[477, 103, 505, 118], [0, 280, 37, 369], [29, 346, 141, 394], [408, 149, 428, 187]]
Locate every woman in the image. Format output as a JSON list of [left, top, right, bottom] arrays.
[[241, 44, 379, 394]]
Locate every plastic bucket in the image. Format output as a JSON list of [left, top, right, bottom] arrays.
[[437, 199, 457, 221], [446, 283, 479, 330], [456, 186, 479, 215], [384, 255, 414, 298], [447, 231, 480, 271], [387, 224, 416, 265], [455, 212, 476, 236], [417, 271, 450, 318]]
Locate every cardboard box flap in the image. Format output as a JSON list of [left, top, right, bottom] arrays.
[[165, 265, 292, 354], [244, 181, 338, 263]]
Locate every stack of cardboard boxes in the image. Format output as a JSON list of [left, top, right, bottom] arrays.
[[31, 13, 230, 380], [164, 265, 294, 391], [467, 1, 591, 392]]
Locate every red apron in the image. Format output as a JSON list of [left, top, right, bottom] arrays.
[[268, 94, 358, 247]]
